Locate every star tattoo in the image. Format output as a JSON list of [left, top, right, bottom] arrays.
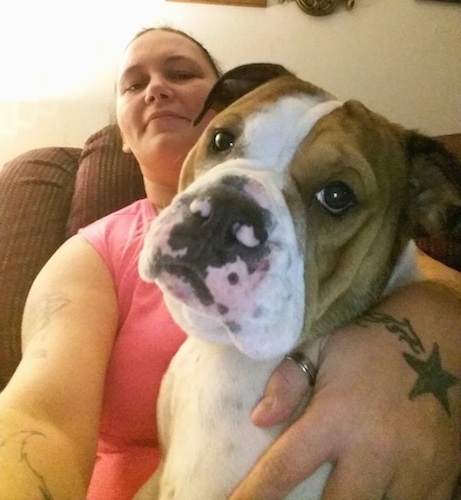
[[403, 343, 459, 415]]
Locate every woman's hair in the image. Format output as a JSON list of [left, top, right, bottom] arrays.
[[130, 26, 223, 78]]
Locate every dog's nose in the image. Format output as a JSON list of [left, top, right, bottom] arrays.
[[189, 196, 264, 248], [168, 182, 272, 268], [189, 184, 269, 249]]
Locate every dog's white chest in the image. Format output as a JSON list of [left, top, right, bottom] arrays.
[[153, 338, 330, 500], [157, 338, 283, 498]]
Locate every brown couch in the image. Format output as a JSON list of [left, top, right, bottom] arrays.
[[0, 125, 460, 391]]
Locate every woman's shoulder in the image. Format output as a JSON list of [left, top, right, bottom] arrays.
[[92, 198, 154, 226], [80, 199, 154, 244], [78, 199, 155, 275]]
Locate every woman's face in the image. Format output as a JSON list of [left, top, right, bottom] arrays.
[[116, 30, 218, 189]]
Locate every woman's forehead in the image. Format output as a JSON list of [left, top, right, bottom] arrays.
[[119, 30, 212, 73]]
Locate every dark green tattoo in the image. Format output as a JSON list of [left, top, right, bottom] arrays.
[[357, 311, 425, 355], [0, 431, 54, 499], [404, 343, 458, 416], [358, 312, 459, 415]]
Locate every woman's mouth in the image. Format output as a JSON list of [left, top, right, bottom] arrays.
[[147, 111, 189, 124]]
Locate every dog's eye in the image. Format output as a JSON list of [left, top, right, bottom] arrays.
[[316, 181, 356, 214], [211, 129, 235, 153]]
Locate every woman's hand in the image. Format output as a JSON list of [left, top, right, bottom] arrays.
[[232, 281, 461, 499]]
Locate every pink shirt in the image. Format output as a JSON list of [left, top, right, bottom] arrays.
[[79, 199, 186, 499]]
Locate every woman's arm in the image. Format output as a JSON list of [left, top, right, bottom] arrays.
[[232, 253, 461, 499], [0, 235, 118, 498]]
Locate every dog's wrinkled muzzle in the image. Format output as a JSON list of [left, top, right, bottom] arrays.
[[139, 165, 305, 360]]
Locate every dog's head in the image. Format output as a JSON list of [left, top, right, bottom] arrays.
[[139, 63, 461, 360]]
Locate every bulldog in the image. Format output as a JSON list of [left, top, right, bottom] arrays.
[[136, 63, 461, 499]]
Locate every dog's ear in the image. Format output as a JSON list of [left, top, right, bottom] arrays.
[[406, 132, 461, 239], [193, 63, 294, 125]]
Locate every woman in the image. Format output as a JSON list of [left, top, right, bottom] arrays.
[[0, 27, 460, 499]]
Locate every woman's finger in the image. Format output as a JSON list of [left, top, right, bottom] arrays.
[[251, 357, 310, 427], [232, 403, 334, 499], [252, 338, 325, 428]]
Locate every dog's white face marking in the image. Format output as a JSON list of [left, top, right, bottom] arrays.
[[139, 94, 343, 360], [243, 96, 342, 175]]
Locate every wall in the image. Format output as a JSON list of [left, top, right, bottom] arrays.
[[0, 0, 460, 167]]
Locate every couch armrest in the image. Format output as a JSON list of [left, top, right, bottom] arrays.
[[0, 147, 81, 390]]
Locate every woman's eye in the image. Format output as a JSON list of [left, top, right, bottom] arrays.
[[315, 181, 356, 214], [210, 129, 235, 153], [169, 71, 196, 81], [124, 82, 144, 93]]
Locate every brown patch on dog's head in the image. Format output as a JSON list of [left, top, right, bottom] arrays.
[[318, 101, 461, 242], [405, 132, 461, 240], [285, 100, 461, 337]]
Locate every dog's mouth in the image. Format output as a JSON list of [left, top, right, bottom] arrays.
[[151, 246, 276, 319], [152, 257, 214, 307]]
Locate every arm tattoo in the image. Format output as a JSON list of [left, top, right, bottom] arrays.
[[404, 343, 458, 416], [357, 312, 459, 415], [33, 292, 71, 333], [0, 431, 54, 499], [357, 311, 425, 355], [29, 292, 70, 358]]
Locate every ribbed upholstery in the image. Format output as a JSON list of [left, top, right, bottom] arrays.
[[417, 236, 461, 272], [0, 147, 81, 388], [66, 125, 145, 236]]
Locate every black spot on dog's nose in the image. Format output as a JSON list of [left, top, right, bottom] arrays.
[[226, 321, 242, 334], [218, 304, 229, 315], [227, 272, 239, 285]]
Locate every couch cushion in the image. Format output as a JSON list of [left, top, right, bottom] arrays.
[[0, 147, 81, 389], [66, 124, 145, 237]]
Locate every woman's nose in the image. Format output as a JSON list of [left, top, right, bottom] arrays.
[[145, 78, 173, 103]]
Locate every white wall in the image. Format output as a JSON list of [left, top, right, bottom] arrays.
[[1, 0, 460, 167]]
